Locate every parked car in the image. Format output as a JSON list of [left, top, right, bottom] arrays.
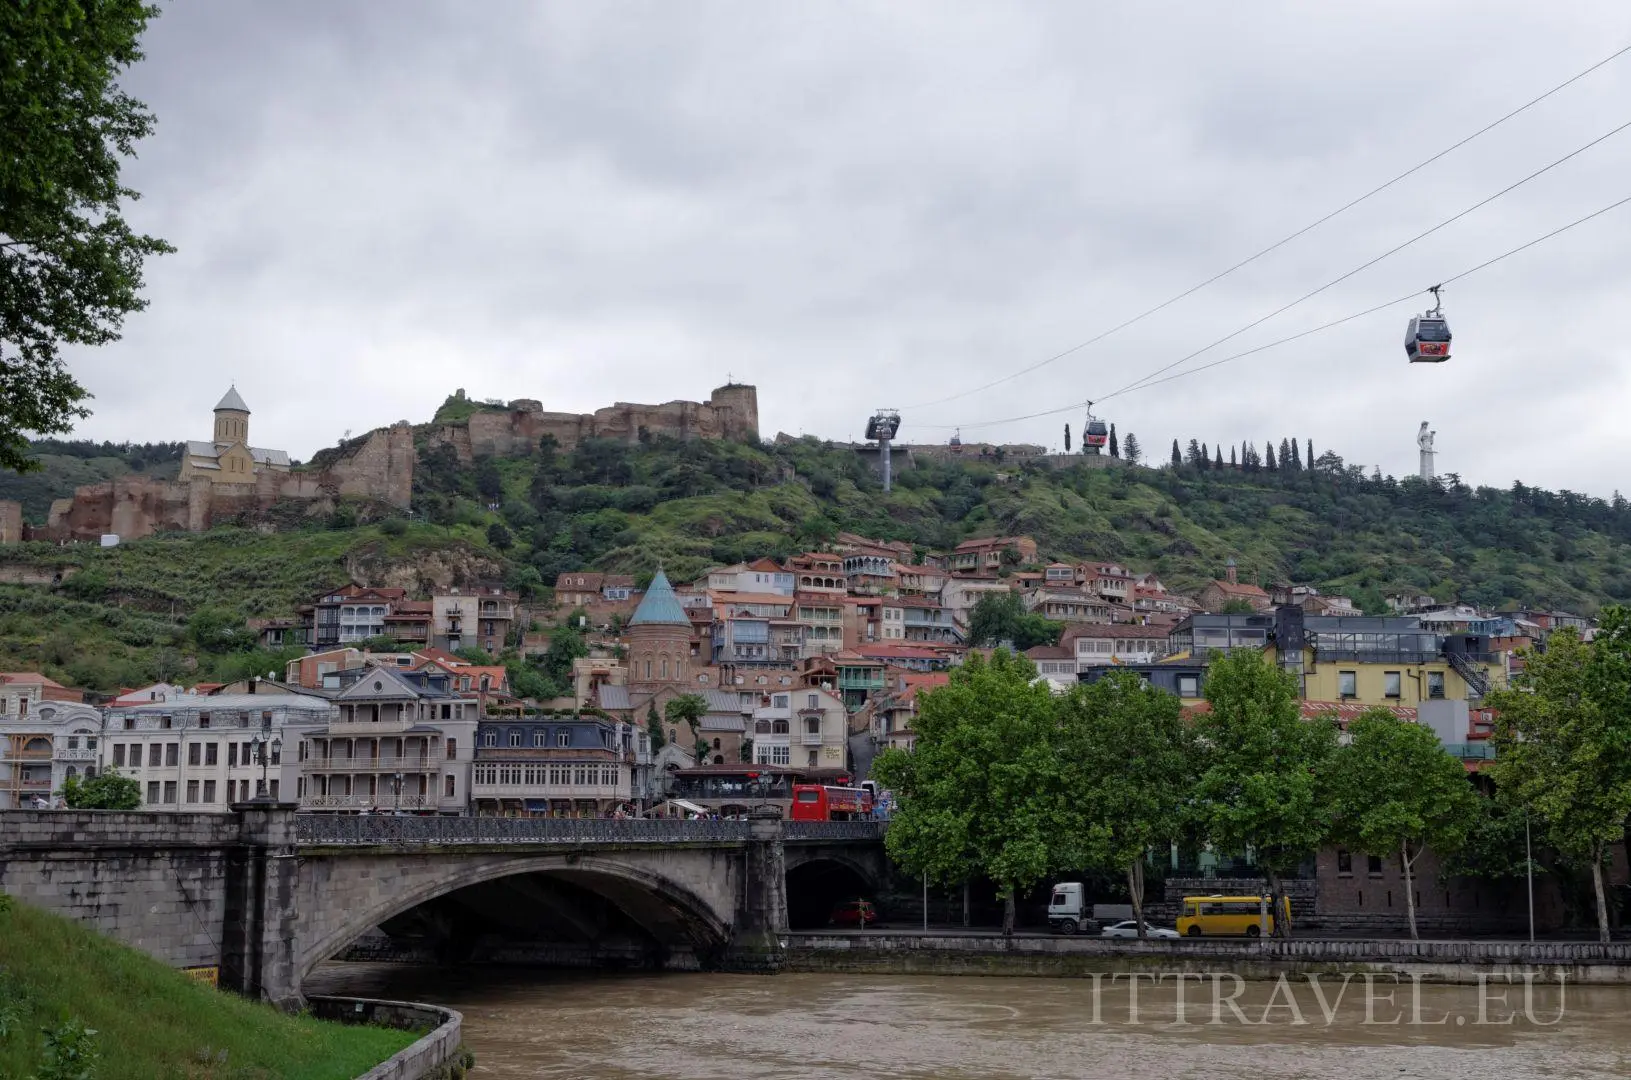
[[830, 899, 879, 928], [1100, 920, 1180, 940]]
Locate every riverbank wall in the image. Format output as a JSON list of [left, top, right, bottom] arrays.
[[780, 933, 1631, 985], [307, 996, 468, 1080]]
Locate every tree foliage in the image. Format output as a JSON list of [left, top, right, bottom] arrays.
[[871, 650, 1069, 932], [1488, 619, 1631, 941], [1191, 649, 1336, 935], [1329, 708, 1477, 939], [0, 1, 174, 471], [1057, 671, 1195, 937], [59, 767, 140, 810], [964, 591, 1062, 650]]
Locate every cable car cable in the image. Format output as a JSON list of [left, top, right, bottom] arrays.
[[899, 41, 1631, 413], [919, 191, 1631, 429], [1097, 116, 1631, 401]]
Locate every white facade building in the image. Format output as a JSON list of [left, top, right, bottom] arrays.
[[752, 686, 847, 771]]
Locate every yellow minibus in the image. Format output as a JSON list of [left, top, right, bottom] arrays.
[[1176, 894, 1291, 937]]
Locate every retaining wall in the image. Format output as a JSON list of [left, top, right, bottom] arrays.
[[780, 932, 1631, 985], [306, 996, 464, 1080]]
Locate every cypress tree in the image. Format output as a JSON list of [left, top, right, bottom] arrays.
[[1214, 444, 1224, 468], [1064, 423, 1071, 453], [1109, 424, 1120, 458], [1199, 442, 1209, 468], [1307, 438, 1314, 472], [1229, 445, 1237, 468], [1266, 440, 1278, 471], [1171, 439, 1182, 468], [1186, 439, 1201, 466]]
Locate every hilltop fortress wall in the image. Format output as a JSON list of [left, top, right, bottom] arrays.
[[13, 423, 416, 544], [2, 383, 758, 543], [432, 383, 758, 462]]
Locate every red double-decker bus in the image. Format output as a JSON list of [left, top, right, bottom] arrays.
[[790, 783, 874, 821]]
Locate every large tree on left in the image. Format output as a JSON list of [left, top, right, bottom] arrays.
[[0, 1, 172, 471]]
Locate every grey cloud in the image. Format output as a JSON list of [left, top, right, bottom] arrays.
[[58, 0, 1631, 498]]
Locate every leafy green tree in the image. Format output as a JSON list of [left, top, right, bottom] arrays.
[[1329, 708, 1477, 939], [186, 607, 254, 653], [646, 703, 666, 751], [665, 693, 708, 747], [486, 521, 513, 551], [1191, 649, 1337, 937], [1218, 598, 1255, 615], [1489, 621, 1631, 941], [965, 591, 1062, 650], [871, 650, 1069, 933], [505, 659, 554, 701], [0, 1, 173, 472], [1440, 788, 1538, 881], [59, 767, 140, 810], [1122, 432, 1141, 466], [1058, 671, 1194, 937], [540, 623, 587, 688]]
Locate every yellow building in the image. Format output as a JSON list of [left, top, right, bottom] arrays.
[[179, 386, 290, 485], [1292, 653, 1498, 707]]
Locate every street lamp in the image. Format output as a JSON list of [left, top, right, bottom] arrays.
[[249, 727, 282, 803]]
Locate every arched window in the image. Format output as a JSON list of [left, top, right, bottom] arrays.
[[660, 658, 668, 680], [644, 660, 652, 680], [712, 738, 721, 750]]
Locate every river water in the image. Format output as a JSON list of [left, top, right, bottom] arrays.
[[308, 963, 1631, 1079]]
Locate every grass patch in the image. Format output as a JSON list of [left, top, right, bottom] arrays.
[[0, 898, 415, 1080]]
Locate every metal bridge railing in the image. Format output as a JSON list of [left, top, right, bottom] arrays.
[[295, 815, 753, 846], [783, 821, 887, 842]]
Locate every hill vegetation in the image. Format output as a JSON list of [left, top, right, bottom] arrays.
[[0, 440, 185, 520], [4, 416, 1631, 695], [0, 896, 414, 1080]]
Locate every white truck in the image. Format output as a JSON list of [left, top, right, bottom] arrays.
[[1045, 882, 1103, 935]]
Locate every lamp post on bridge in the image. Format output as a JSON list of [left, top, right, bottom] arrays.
[[248, 719, 282, 804]]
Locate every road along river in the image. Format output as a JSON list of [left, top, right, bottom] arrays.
[[307, 963, 1631, 1079]]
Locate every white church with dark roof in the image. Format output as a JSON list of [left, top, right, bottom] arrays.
[[178, 386, 292, 486]]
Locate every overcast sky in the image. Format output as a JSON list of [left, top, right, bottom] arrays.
[[67, 2, 1631, 495]]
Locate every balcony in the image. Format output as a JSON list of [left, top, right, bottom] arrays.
[[302, 754, 436, 772], [7, 748, 52, 761], [799, 731, 823, 746], [301, 793, 431, 810], [471, 781, 628, 799], [56, 748, 97, 762], [11, 776, 52, 790]]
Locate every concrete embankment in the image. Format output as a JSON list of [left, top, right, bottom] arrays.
[[307, 997, 468, 1080], [780, 932, 1631, 985]]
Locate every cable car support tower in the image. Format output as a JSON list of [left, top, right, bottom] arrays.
[[866, 409, 901, 493]]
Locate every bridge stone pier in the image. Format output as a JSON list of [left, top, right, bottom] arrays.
[[0, 806, 887, 1008]]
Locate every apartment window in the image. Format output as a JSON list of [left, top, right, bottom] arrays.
[[1177, 675, 1199, 698], [269, 780, 279, 801], [113, 744, 126, 767], [165, 743, 179, 767], [199, 713, 211, 729], [446, 739, 457, 759], [123, 717, 134, 730], [1427, 671, 1445, 699], [1337, 850, 1353, 875], [270, 742, 281, 765], [203, 779, 217, 803], [1368, 854, 1384, 875], [1338, 671, 1357, 699], [228, 743, 238, 767], [188, 743, 202, 767], [483, 730, 497, 747], [534, 730, 546, 748], [557, 731, 570, 747], [186, 780, 200, 803], [147, 744, 163, 767], [445, 775, 456, 798], [205, 743, 218, 766], [147, 781, 160, 804], [771, 745, 790, 765], [240, 780, 250, 802], [162, 781, 177, 805], [66, 736, 78, 750], [160, 716, 172, 730], [1383, 671, 1402, 699]]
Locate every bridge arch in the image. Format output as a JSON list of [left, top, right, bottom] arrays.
[[297, 852, 736, 978], [784, 851, 883, 929]]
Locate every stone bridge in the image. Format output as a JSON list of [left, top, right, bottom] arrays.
[[0, 807, 887, 1008]]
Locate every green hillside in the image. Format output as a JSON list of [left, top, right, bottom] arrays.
[[0, 896, 414, 1080], [1, 423, 1628, 695]]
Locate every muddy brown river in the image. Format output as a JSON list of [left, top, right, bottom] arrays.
[[307, 963, 1631, 1078]]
